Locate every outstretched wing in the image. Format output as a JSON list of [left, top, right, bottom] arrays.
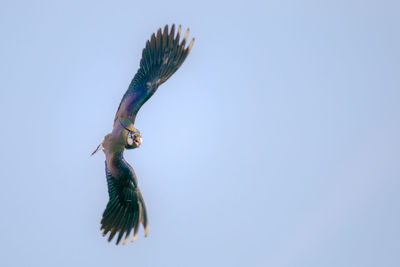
[[101, 160, 148, 245], [114, 24, 194, 126]]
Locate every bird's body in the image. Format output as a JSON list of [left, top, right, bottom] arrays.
[[93, 25, 194, 245]]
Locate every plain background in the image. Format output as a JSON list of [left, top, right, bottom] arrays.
[[1, 0, 399, 266]]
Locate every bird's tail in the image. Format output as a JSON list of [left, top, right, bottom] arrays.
[[101, 167, 149, 245], [132, 24, 195, 89]]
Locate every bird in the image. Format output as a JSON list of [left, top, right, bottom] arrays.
[[92, 24, 194, 245]]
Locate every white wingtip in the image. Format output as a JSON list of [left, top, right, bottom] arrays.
[[131, 233, 138, 242], [188, 38, 195, 52], [177, 25, 182, 38], [183, 28, 190, 42]]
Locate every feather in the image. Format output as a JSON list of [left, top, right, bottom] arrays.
[[100, 162, 149, 244], [112, 24, 194, 125]]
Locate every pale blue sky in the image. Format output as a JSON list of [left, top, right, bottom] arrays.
[[0, 0, 399, 266]]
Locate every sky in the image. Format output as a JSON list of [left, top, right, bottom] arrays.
[[0, 0, 399, 266]]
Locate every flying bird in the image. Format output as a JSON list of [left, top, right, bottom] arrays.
[[92, 24, 194, 245]]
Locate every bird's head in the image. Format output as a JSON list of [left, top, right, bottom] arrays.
[[119, 118, 142, 149], [126, 128, 142, 149]]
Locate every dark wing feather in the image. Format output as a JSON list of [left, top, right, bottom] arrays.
[[101, 162, 148, 245], [114, 24, 194, 125]]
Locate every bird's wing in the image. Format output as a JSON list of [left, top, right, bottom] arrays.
[[101, 159, 148, 245], [114, 24, 194, 126]]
